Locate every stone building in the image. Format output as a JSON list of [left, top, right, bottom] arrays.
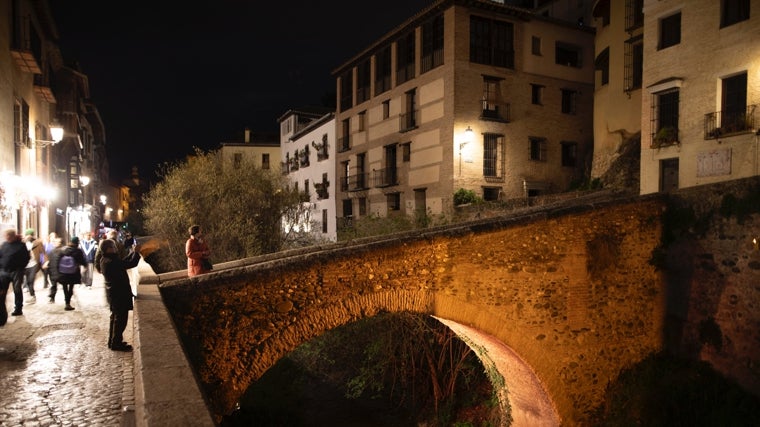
[[0, 0, 109, 242], [332, 0, 595, 220], [639, 0, 760, 193]]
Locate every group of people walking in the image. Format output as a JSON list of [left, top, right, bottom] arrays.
[[0, 228, 141, 352]]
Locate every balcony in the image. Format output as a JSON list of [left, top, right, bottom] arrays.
[[373, 168, 398, 188], [33, 75, 56, 103], [314, 182, 329, 200], [704, 105, 756, 139], [338, 136, 351, 153], [399, 110, 419, 132], [481, 101, 510, 122], [650, 126, 679, 149], [340, 173, 369, 192], [11, 16, 42, 74]]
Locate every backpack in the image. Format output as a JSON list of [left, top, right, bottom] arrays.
[[58, 254, 78, 274]]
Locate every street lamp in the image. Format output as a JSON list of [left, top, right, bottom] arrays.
[[33, 120, 65, 147]]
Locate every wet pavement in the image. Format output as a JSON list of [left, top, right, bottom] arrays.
[[0, 271, 134, 426]]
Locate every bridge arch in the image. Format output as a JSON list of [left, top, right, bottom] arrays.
[[160, 196, 665, 425], [247, 290, 559, 426]]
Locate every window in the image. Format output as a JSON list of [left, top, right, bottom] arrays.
[[483, 133, 505, 179], [14, 99, 30, 149], [358, 197, 367, 216], [356, 152, 367, 189], [659, 12, 681, 50], [339, 118, 350, 152], [375, 45, 391, 96], [482, 76, 504, 120], [555, 42, 582, 67], [358, 111, 366, 132], [470, 16, 515, 68], [595, 47, 609, 86], [625, 0, 644, 31], [322, 209, 328, 233], [651, 88, 680, 145], [482, 187, 501, 201], [397, 30, 416, 84], [721, 0, 750, 28], [531, 36, 541, 55], [387, 192, 401, 211], [401, 89, 417, 131], [342, 199, 353, 218], [529, 137, 547, 162], [593, 0, 610, 26], [561, 89, 577, 114], [624, 36, 643, 91], [414, 189, 426, 214], [531, 84, 544, 105], [721, 72, 748, 133], [422, 13, 444, 73], [382, 100, 390, 119], [262, 153, 270, 170], [232, 153, 242, 169], [561, 141, 578, 167], [402, 142, 411, 162], [339, 70, 352, 112], [340, 160, 350, 191], [356, 59, 371, 104]]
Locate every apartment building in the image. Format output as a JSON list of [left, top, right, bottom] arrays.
[[279, 108, 337, 242], [333, 0, 594, 221], [219, 128, 280, 173], [640, 0, 759, 194]]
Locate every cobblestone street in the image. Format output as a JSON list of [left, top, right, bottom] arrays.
[[0, 271, 134, 426]]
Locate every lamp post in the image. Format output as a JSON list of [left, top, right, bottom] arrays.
[[34, 120, 64, 147], [459, 126, 474, 175]]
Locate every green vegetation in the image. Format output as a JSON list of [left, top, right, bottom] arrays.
[[454, 188, 482, 206], [141, 148, 310, 272]]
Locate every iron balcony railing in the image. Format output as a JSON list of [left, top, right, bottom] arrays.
[[481, 101, 510, 122], [704, 104, 756, 139], [337, 135, 351, 152], [340, 173, 369, 192], [373, 168, 398, 188], [399, 110, 419, 132]]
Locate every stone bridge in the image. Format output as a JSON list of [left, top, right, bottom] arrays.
[[135, 182, 760, 426]]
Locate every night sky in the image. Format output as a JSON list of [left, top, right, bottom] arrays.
[[50, 1, 434, 184]]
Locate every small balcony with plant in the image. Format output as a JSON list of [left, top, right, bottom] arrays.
[[650, 126, 679, 149], [704, 104, 756, 139]]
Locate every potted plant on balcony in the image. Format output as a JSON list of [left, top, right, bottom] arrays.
[[652, 126, 678, 148]]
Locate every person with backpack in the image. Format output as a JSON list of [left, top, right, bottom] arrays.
[[79, 232, 97, 288], [0, 229, 31, 324], [48, 236, 87, 311]]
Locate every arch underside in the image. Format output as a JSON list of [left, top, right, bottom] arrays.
[[212, 290, 559, 426]]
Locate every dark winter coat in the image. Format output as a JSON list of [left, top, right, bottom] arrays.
[[100, 250, 140, 312], [49, 244, 87, 285], [0, 237, 30, 277]]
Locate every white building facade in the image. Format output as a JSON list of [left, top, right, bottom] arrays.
[[279, 109, 337, 242]]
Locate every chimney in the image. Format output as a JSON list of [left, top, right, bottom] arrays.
[[244, 128, 251, 143]]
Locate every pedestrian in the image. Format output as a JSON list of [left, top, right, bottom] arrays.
[[94, 229, 124, 274], [79, 231, 97, 288], [185, 224, 211, 277], [48, 236, 87, 311], [99, 238, 141, 351], [40, 232, 60, 289], [0, 229, 30, 324], [22, 229, 43, 303]]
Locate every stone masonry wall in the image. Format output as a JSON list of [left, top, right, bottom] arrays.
[[160, 195, 668, 425]]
